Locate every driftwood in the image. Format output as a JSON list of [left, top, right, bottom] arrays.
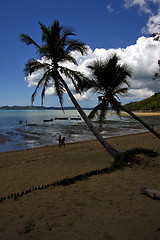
[[140, 186, 160, 199]]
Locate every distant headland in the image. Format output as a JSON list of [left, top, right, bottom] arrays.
[[123, 92, 160, 112], [1, 92, 160, 111], [0, 105, 93, 110]]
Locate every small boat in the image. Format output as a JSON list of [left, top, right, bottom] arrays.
[[55, 117, 68, 120], [70, 117, 81, 120], [43, 118, 53, 122]]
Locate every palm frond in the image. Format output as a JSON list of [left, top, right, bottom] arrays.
[[51, 20, 63, 35], [60, 67, 80, 93], [24, 59, 50, 78], [88, 99, 110, 122], [53, 72, 65, 111], [79, 78, 97, 92], [60, 53, 78, 65], [41, 74, 50, 105], [66, 39, 88, 55], [38, 22, 51, 43], [88, 104, 101, 120], [19, 34, 41, 53], [98, 99, 110, 121], [110, 99, 121, 117], [61, 28, 76, 47], [59, 66, 90, 94], [114, 87, 129, 95], [31, 72, 50, 105]]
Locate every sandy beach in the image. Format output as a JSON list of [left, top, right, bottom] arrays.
[[121, 111, 160, 116], [0, 131, 160, 240]]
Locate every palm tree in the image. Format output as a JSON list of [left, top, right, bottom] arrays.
[[87, 54, 160, 139], [19, 20, 120, 160]]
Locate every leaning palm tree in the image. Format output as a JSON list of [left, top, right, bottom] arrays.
[[19, 20, 120, 160], [87, 54, 160, 139]]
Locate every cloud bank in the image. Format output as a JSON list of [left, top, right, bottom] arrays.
[[26, 36, 160, 104]]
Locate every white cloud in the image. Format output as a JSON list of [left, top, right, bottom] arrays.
[[123, 0, 160, 34], [26, 36, 160, 104], [106, 3, 114, 12], [127, 88, 154, 99], [45, 86, 56, 95], [123, 0, 153, 14], [115, 37, 160, 98], [26, 70, 43, 87], [74, 89, 95, 101], [143, 14, 160, 34], [123, 0, 160, 11]]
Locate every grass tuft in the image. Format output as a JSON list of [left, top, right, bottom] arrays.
[[112, 147, 159, 169]]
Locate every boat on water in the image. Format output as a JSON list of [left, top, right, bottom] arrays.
[[70, 117, 81, 120], [43, 118, 53, 122], [43, 117, 81, 122], [55, 117, 68, 120]]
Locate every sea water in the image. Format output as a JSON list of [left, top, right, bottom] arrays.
[[0, 109, 160, 153]]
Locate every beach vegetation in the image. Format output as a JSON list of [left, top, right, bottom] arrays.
[[113, 147, 159, 169], [59, 177, 76, 186], [13, 194, 19, 201], [19, 20, 120, 160], [85, 54, 160, 140], [24, 221, 34, 233]]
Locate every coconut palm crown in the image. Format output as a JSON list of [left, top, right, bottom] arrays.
[[20, 20, 88, 108], [87, 54, 132, 121], [87, 53, 160, 139]]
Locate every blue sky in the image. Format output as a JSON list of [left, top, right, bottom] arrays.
[[0, 0, 160, 108]]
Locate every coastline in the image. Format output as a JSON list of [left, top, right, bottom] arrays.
[[0, 131, 160, 239], [1, 109, 160, 154], [120, 111, 160, 116], [0, 129, 158, 155]]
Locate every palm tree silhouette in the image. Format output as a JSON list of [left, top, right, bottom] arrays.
[[19, 20, 120, 160], [87, 53, 160, 139]]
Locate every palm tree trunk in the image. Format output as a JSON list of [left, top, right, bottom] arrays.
[[60, 78, 121, 161], [119, 104, 160, 139]]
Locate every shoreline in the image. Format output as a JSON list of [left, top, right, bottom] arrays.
[[1, 110, 160, 154], [0, 130, 152, 154], [120, 111, 160, 116]]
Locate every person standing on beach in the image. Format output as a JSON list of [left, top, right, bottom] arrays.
[[58, 135, 61, 146], [61, 137, 65, 147]]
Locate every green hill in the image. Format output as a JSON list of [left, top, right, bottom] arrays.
[[124, 92, 160, 112]]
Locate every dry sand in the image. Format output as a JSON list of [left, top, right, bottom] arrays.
[[0, 132, 160, 240], [121, 111, 160, 116]]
